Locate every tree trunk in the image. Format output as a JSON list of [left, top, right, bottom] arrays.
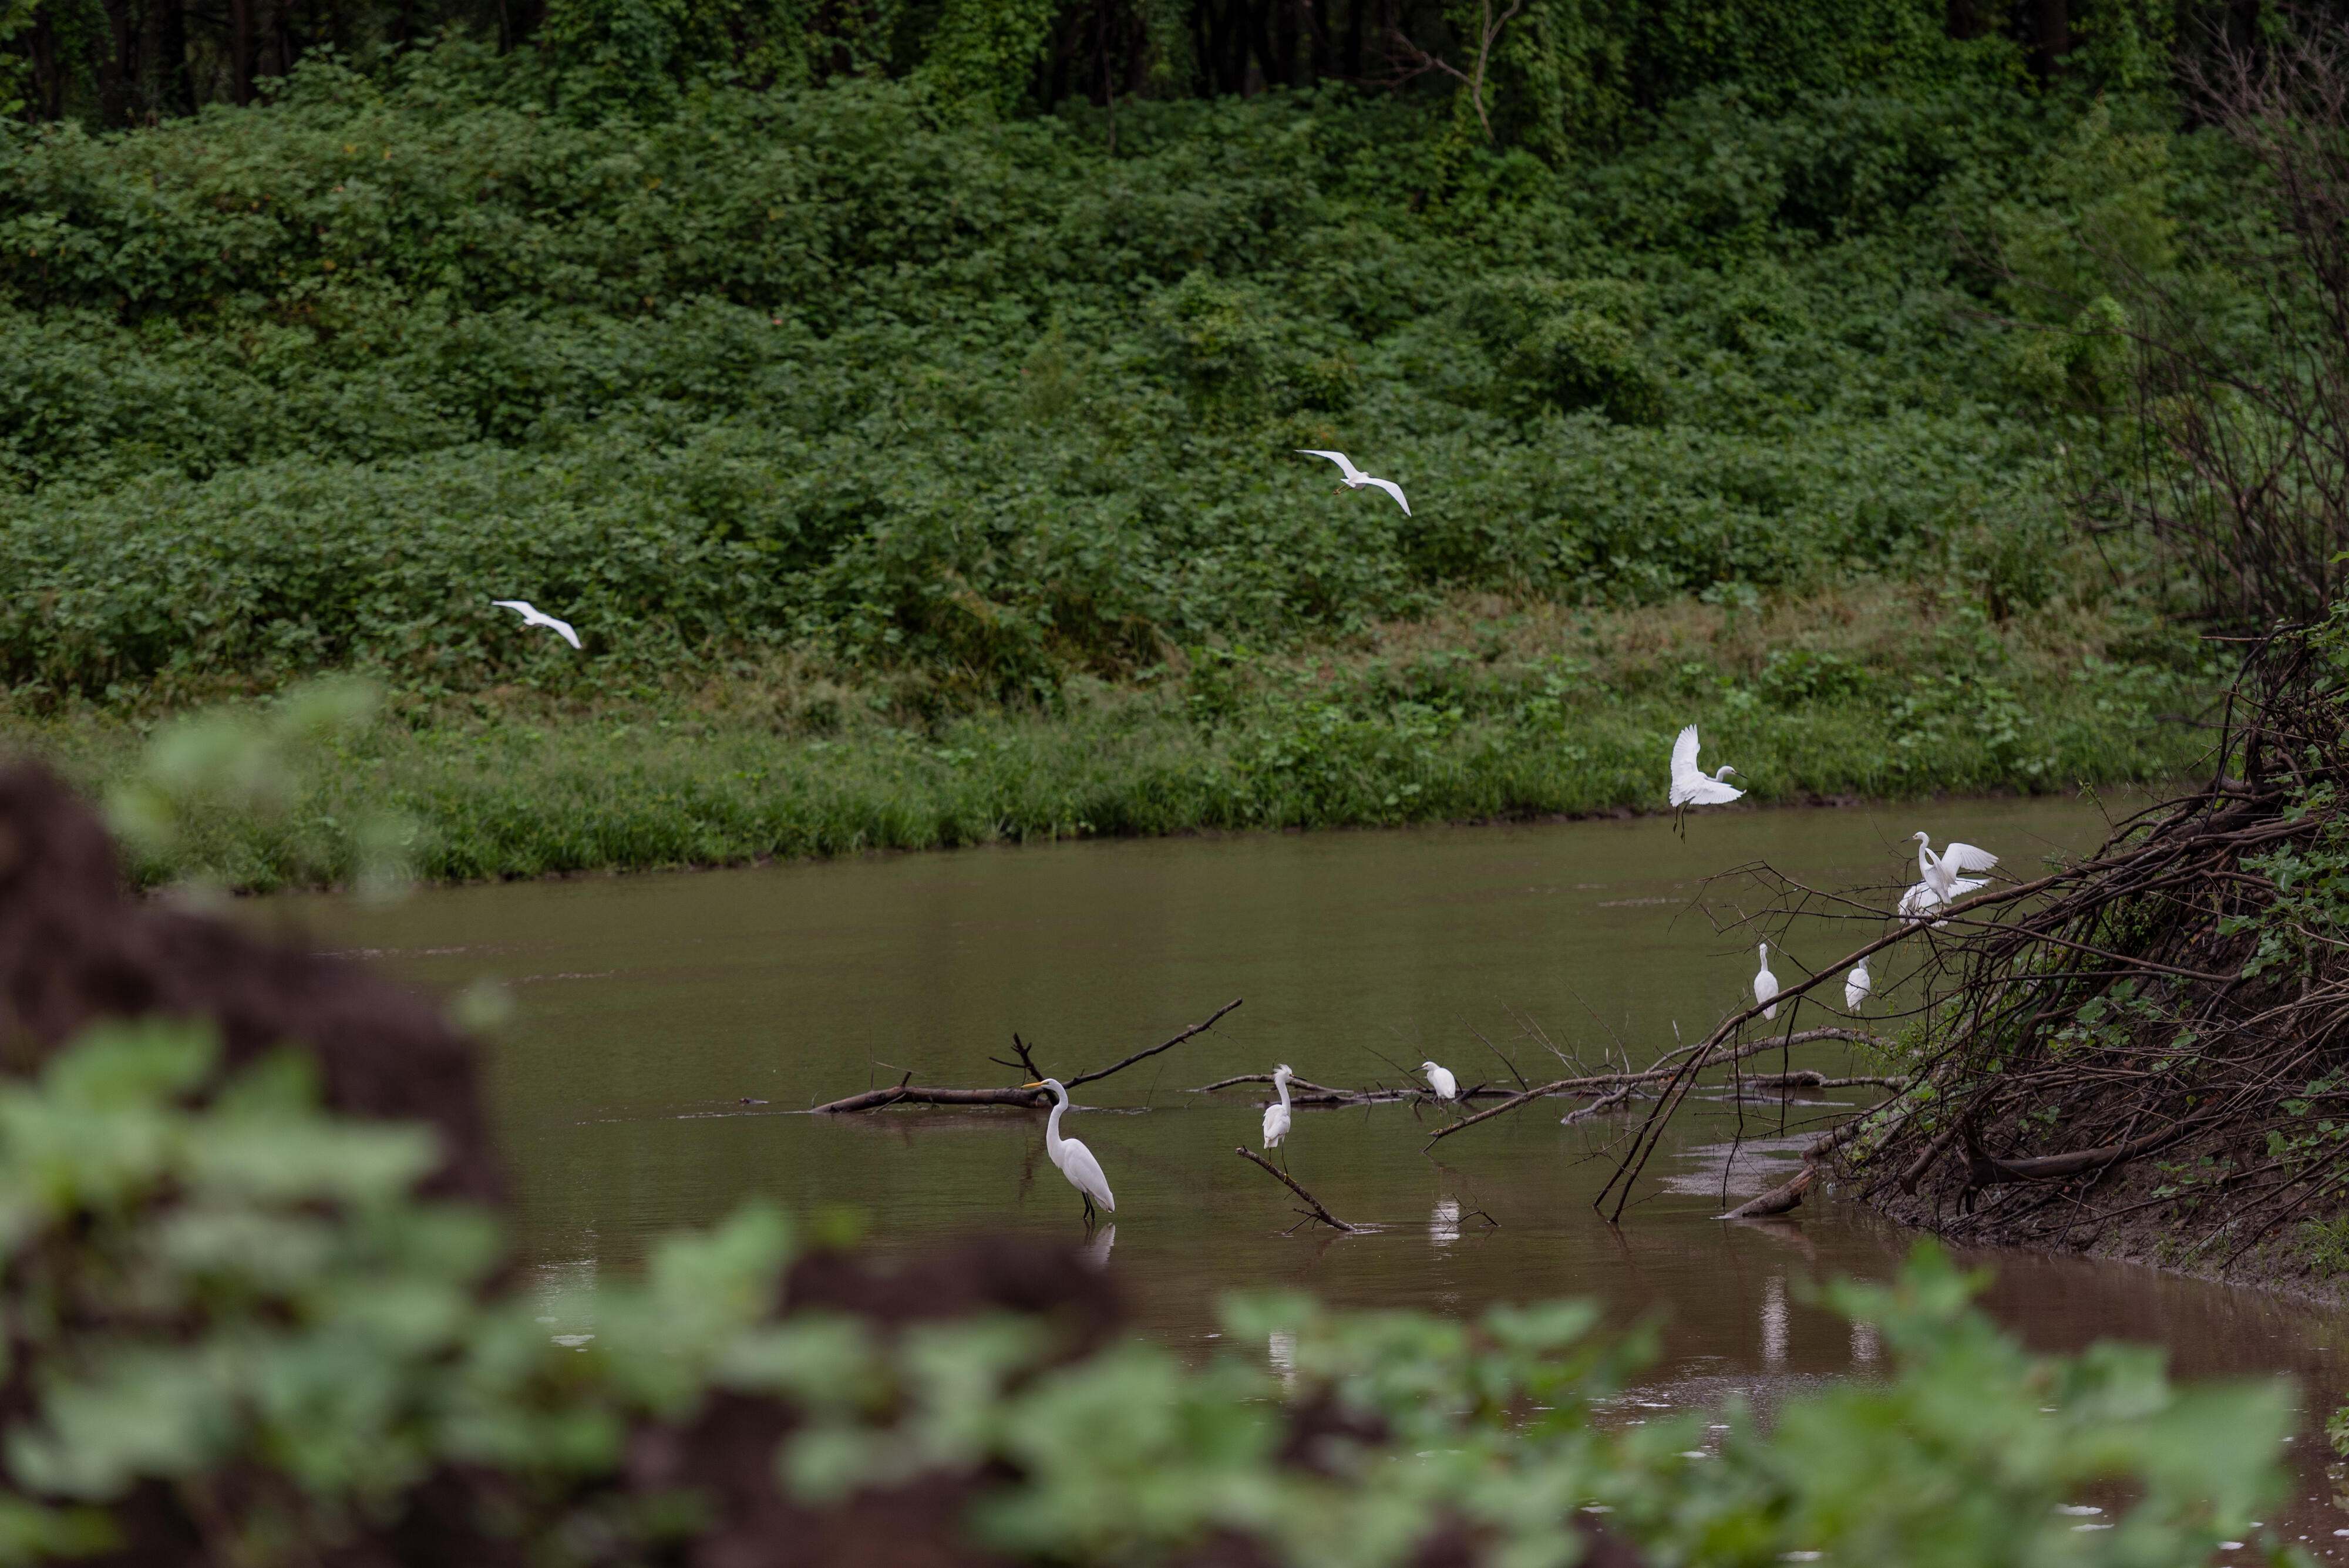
[[1344, 0, 1362, 76], [1944, 0, 1980, 39], [1274, 0, 1299, 86], [2030, 0, 2068, 80], [230, 0, 253, 103]]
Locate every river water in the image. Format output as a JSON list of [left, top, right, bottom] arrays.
[[305, 797, 2349, 1552]]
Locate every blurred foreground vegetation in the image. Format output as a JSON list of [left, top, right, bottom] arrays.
[[0, 1017, 2300, 1566]]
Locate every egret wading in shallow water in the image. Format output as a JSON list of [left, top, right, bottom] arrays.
[[1421, 1060, 1459, 1103], [491, 599, 581, 650], [1668, 725, 1744, 831], [1845, 955, 1872, 1013], [1754, 943, 1780, 1021], [1262, 1064, 1296, 1163], [1899, 832, 1998, 925], [1021, 1078, 1115, 1227], [1294, 449, 1411, 514]]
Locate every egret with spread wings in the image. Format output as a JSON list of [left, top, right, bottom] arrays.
[[1294, 449, 1411, 514]]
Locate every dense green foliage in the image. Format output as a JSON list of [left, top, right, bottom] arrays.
[[0, 49, 2164, 709], [0, 1018, 2297, 1565]]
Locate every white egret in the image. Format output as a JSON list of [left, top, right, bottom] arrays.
[[1668, 725, 1744, 820], [1294, 449, 1411, 515], [1021, 1078, 1116, 1226], [491, 599, 581, 650], [1754, 943, 1780, 1021], [1421, 1060, 1459, 1103], [1262, 1064, 1296, 1155], [1845, 955, 1871, 1012], [1899, 832, 1998, 924]]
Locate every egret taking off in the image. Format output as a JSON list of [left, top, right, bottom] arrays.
[[1294, 449, 1411, 515], [1754, 943, 1780, 1021], [491, 599, 581, 650], [1899, 832, 1998, 924], [1421, 1060, 1459, 1103], [1262, 1064, 1296, 1158], [1021, 1078, 1115, 1226], [1845, 955, 1871, 1012], [1668, 725, 1744, 827]]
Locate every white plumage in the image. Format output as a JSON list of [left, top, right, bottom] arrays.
[[1900, 832, 1998, 924], [1754, 943, 1780, 1021], [1668, 725, 1744, 809], [1845, 957, 1871, 1012], [1421, 1060, 1459, 1102], [1024, 1077, 1115, 1222], [1262, 1064, 1295, 1150], [491, 598, 582, 650], [1295, 449, 1411, 515]]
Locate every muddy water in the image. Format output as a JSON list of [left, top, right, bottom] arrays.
[[305, 798, 2349, 1553]]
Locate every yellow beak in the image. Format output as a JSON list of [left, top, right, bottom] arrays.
[[1021, 1080, 1046, 1089]]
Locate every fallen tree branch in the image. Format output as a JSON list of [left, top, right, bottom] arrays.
[[1066, 998, 1246, 1089], [1234, 1148, 1359, 1232], [809, 998, 1243, 1113], [1425, 1028, 1891, 1146]]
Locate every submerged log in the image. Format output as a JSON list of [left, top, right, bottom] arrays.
[[1235, 1147, 1359, 1232], [808, 998, 1243, 1113]]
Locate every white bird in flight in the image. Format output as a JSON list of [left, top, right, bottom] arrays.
[[1845, 956, 1871, 1012], [1899, 832, 1998, 924], [1022, 1078, 1115, 1226], [1262, 1064, 1296, 1154], [1421, 1060, 1459, 1103], [1295, 449, 1410, 515], [1668, 725, 1744, 815], [491, 599, 581, 650], [1754, 943, 1780, 1021]]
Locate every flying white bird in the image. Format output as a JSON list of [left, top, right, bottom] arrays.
[[1421, 1060, 1459, 1103], [1295, 449, 1411, 515], [1754, 943, 1780, 1021], [1022, 1078, 1116, 1226], [1899, 832, 1999, 924], [1845, 955, 1871, 1012], [1262, 1064, 1296, 1155], [1669, 725, 1745, 816], [491, 599, 581, 650]]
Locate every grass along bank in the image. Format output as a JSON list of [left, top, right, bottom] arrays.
[[8, 586, 2214, 891]]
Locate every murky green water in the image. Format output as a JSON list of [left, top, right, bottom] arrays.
[[305, 798, 2349, 1554]]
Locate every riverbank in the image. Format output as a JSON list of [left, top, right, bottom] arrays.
[[5, 586, 2214, 890]]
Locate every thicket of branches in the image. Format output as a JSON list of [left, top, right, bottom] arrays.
[[1840, 22, 2349, 1268]]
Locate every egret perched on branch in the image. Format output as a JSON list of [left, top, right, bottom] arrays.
[[1021, 1078, 1115, 1227], [1668, 725, 1744, 826], [1294, 449, 1411, 515], [1899, 832, 1998, 924], [1845, 956, 1872, 1013], [1754, 944, 1780, 1021], [1262, 1064, 1296, 1157], [491, 599, 581, 650], [1421, 1060, 1459, 1103]]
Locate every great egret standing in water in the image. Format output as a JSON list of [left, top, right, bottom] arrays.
[[1845, 955, 1872, 1012], [1022, 1078, 1115, 1226], [1262, 1065, 1296, 1159], [1754, 943, 1780, 1021], [1294, 449, 1411, 515], [490, 599, 581, 650], [1668, 725, 1744, 828], [1421, 1060, 1459, 1103], [1899, 832, 1998, 924]]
